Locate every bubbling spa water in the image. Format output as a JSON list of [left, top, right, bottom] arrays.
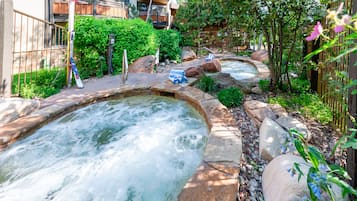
[[0, 96, 208, 201], [221, 60, 258, 80]]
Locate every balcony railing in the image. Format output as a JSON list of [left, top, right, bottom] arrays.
[[53, 1, 127, 18]]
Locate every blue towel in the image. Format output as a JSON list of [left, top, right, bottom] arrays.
[[169, 70, 188, 84]]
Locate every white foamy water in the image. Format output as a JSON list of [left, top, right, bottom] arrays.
[[0, 96, 208, 201], [221, 60, 258, 80]]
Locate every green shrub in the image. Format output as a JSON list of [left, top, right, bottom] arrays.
[[110, 18, 159, 73], [236, 51, 252, 57], [269, 93, 333, 124], [156, 29, 181, 62], [291, 78, 310, 93], [197, 76, 216, 92], [258, 79, 270, 92], [74, 17, 159, 78], [12, 68, 66, 99], [217, 87, 244, 108]]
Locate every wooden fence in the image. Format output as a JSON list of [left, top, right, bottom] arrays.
[[307, 1, 356, 188], [313, 0, 354, 133]]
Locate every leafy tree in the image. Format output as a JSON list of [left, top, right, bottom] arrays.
[[176, 0, 328, 91], [250, 0, 327, 91]]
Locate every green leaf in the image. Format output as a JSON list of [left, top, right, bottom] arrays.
[[345, 32, 357, 40], [329, 164, 351, 179], [332, 46, 357, 62], [293, 162, 304, 182], [307, 168, 319, 201], [304, 38, 338, 61], [307, 146, 324, 168], [341, 138, 357, 149], [294, 139, 307, 161], [327, 174, 357, 197]]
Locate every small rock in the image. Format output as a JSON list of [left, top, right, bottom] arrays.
[[184, 66, 204, 78], [251, 86, 263, 94], [128, 55, 155, 73], [200, 59, 222, 73], [181, 47, 197, 62], [251, 50, 269, 63]]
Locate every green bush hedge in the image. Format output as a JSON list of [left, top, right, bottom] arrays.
[[217, 87, 244, 108], [156, 29, 181, 62], [12, 68, 66, 99], [74, 17, 159, 78]]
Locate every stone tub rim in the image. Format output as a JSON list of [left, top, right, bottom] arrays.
[[219, 56, 270, 84], [0, 83, 242, 201]]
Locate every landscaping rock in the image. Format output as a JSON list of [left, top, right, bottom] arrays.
[[263, 154, 346, 201], [128, 55, 155, 73], [185, 66, 204, 78], [0, 98, 40, 127], [251, 50, 269, 63], [210, 73, 251, 93], [276, 116, 312, 142], [259, 118, 291, 161], [211, 73, 234, 87], [200, 59, 222, 73], [181, 47, 197, 62], [269, 103, 288, 118], [251, 86, 263, 95], [243, 100, 277, 127]]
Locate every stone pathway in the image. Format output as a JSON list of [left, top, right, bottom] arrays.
[[41, 73, 170, 108]]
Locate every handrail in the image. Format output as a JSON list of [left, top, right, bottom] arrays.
[[122, 49, 128, 84], [13, 9, 65, 29]]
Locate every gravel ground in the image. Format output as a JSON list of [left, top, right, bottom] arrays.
[[231, 94, 347, 201]]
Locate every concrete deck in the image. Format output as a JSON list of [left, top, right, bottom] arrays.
[[0, 72, 242, 200]]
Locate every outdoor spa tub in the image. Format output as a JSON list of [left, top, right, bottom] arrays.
[[220, 56, 270, 83], [0, 84, 242, 201]]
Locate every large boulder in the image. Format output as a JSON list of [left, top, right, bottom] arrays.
[[200, 59, 221, 73], [128, 55, 155, 73], [263, 154, 346, 201], [276, 116, 312, 142], [251, 50, 269, 63], [0, 98, 40, 127], [181, 47, 197, 62], [269, 103, 288, 118], [185, 66, 204, 78], [243, 100, 277, 127], [259, 118, 291, 161]]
